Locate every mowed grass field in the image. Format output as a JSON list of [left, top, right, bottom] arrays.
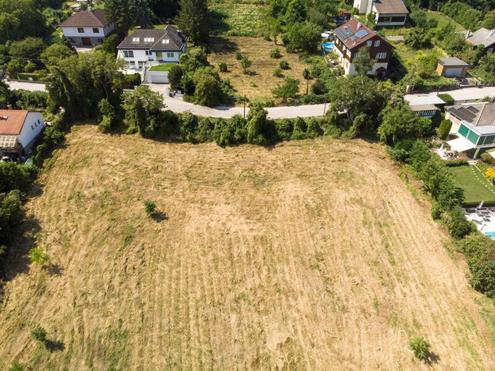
[[1, 126, 495, 369], [448, 164, 495, 205], [208, 36, 312, 101]]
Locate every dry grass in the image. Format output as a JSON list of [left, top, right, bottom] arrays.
[[1, 125, 495, 369], [208, 36, 313, 101]]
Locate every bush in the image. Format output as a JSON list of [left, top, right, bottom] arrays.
[[443, 208, 473, 239], [444, 159, 469, 167], [31, 326, 47, 342], [273, 68, 283, 78], [437, 119, 452, 139], [274, 119, 294, 141], [240, 57, 252, 74], [219, 62, 228, 72], [144, 200, 156, 216], [270, 48, 282, 59], [481, 152, 495, 165], [279, 60, 290, 70], [438, 94, 455, 106], [28, 247, 49, 265], [235, 51, 243, 60], [213, 115, 246, 146], [457, 234, 495, 298], [168, 64, 184, 91], [9, 362, 24, 371], [409, 336, 431, 362], [123, 73, 141, 89]]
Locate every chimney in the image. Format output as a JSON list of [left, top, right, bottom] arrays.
[[0, 115, 9, 121]]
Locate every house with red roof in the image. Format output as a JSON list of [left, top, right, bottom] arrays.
[[0, 110, 45, 155], [333, 19, 392, 76], [60, 10, 115, 47]]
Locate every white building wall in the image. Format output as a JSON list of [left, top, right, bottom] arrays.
[[353, 0, 369, 14], [17, 112, 44, 150], [118, 49, 183, 69], [62, 26, 108, 38]]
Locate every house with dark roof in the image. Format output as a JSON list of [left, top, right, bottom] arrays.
[[353, 0, 409, 26], [0, 110, 45, 155], [333, 19, 392, 76], [436, 57, 470, 78], [465, 28, 495, 53], [116, 26, 186, 71], [60, 10, 115, 47], [446, 101, 495, 158]]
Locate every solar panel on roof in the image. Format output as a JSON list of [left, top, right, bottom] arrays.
[[467, 106, 479, 114], [355, 29, 369, 38], [455, 107, 477, 122]]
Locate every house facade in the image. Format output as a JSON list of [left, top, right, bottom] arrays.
[[0, 110, 45, 155], [465, 28, 495, 53], [353, 0, 408, 26], [446, 101, 495, 158], [117, 27, 186, 71], [60, 10, 115, 47], [334, 19, 392, 76]]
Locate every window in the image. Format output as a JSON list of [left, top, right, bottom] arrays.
[[93, 28, 99, 33], [367, 40, 372, 47], [144, 37, 155, 43], [145, 50, 151, 56], [374, 40, 380, 47], [77, 28, 84, 33], [167, 52, 175, 58], [376, 52, 387, 59], [162, 39, 170, 44], [31, 125, 34, 130], [132, 37, 140, 43], [123, 50, 134, 58]]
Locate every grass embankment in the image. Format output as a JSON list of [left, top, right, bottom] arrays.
[[149, 63, 176, 72], [448, 164, 495, 206], [0, 126, 494, 369]]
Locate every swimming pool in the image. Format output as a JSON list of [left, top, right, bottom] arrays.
[[485, 231, 495, 239], [322, 42, 334, 52]]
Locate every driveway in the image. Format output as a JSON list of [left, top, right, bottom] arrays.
[[405, 86, 495, 104], [6, 80, 47, 92]]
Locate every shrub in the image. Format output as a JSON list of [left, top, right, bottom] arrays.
[[179, 112, 198, 142], [28, 247, 49, 265], [431, 203, 443, 220], [291, 117, 308, 140], [443, 208, 473, 240], [481, 152, 495, 165], [409, 336, 431, 362], [270, 48, 282, 59], [219, 62, 228, 72], [196, 117, 215, 142], [438, 94, 455, 106], [213, 115, 246, 146], [123, 73, 141, 89], [272, 77, 299, 102], [144, 200, 156, 216], [31, 326, 47, 342], [273, 68, 283, 78], [240, 57, 252, 74], [274, 119, 294, 141], [279, 60, 290, 70], [311, 78, 327, 95], [168, 64, 184, 91], [437, 119, 452, 140], [235, 51, 243, 60], [9, 362, 24, 371]]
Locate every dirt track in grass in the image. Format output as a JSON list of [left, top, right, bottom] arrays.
[[0, 125, 494, 369]]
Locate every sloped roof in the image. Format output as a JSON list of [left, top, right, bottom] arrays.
[[0, 110, 28, 135], [466, 28, 495, 48], [334, 19, 388, 50], [60, 10, 109, 28], [373, 0, 409, 14], [439, 57, 469, 67], [117, 26, 185, 51], [447, 102, 495, 132]]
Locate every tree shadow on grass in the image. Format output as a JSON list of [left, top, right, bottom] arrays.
[[209, 9, 230, 35], [45, 339, 65, 352], [424, 351, 440, 365], [151, 211, 168, 223], [207, 36, 239, 54]]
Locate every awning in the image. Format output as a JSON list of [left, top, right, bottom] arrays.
[[447, 136, 475, 152]]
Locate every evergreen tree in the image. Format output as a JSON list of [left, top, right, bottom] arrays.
[[176, 0, 209, 44]]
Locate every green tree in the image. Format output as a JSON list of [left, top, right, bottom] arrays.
[[105, 0, 152, 35], [353, 47, 374, 76], [192, 67, 224, 107], [272, 77, 299, 102], [168, 64, 184, 90], [437, 119, 452, 139], [176, 0, 209, 44], [378, 103, 432, 144], [8, 37, 46, 67], [40, 43, 74, 66], [302, 68, 311, 95], [246, 104, 273, 145], [240, 56, 252, 74], [285, 22, 321, 53], [122, 85, 164, 135], [405, 28, 432, 49]]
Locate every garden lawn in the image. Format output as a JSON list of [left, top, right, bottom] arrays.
[[448, 164, 495, 205], [149, 63, 176, 72], [426, 11, 465, 32]]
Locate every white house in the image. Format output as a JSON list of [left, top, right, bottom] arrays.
[[0, 110, 45, 155], [60, 10, 115, 47], [465, 28, 495, 53], [353, 0, 409, 27], [116, 26, 186, 71]]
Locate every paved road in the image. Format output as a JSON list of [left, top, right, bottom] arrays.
[[8, 80, 495, 118], [405, 86, 495, 104]]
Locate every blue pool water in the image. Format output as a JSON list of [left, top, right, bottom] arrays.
[[485, 231, 495, 239], [322, 42, 334, 52]]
